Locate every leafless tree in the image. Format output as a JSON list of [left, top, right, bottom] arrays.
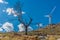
[[14, 0, 32, 35]]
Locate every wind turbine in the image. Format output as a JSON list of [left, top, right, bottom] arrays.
[[45, 6, 56, 24]]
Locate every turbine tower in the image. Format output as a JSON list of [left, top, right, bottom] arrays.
[[45, 6, 56, 24]]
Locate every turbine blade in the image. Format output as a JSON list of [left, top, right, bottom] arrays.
[[45, 15, 50, 17], [50, 6, 56, 14]]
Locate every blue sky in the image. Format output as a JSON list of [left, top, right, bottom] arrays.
[[0, 0, 60, 32]]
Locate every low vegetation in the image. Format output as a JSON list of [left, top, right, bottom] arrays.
[[0, 23, 60, 40]]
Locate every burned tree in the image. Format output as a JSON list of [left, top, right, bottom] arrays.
[[14, 1, 32, 35]]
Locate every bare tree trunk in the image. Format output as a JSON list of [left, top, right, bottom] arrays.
[[14, 0, 32, 35], [25, 26, 28, 35]]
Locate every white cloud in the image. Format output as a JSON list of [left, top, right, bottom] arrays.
[[0, 27, 3, 32], [22, 11, 25, 14], [0, 22, 33, 32], [18, 23, 25, 32], [6, 8, 14, 15], [3, 8, 17, 16], [36, 23, 43, 27], [0, 0, 8, 4], [0, 0, 3, 3], [18, 23, 33, 32], [1, 22, 14, 32], [3, 8, 25, 17], [28, 26, 33, 31]]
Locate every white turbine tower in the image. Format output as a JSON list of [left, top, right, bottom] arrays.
[[45, 6, 56, 24]]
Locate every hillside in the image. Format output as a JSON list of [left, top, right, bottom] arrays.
[[30, 23, 60, 35]]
